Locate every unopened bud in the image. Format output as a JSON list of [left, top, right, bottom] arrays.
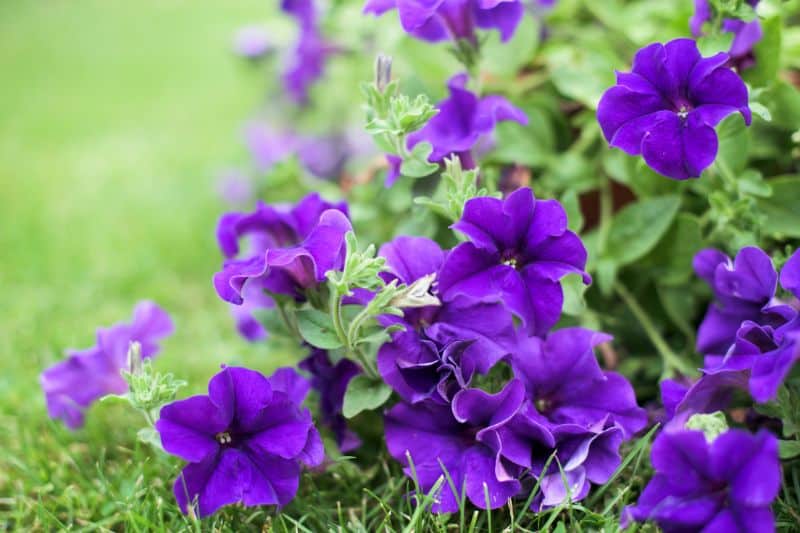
[[128, 341, 143, 375], [375, 54, 392, 93]]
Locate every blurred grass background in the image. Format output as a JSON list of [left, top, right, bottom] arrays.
[[0, 1, 291, 525]]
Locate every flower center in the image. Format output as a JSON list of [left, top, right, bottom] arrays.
[[501, 250, 520, 269], [215, 431, 233, 445], [535, 398, 552, 413]]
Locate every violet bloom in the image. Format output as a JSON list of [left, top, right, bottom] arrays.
[[694, 247, 795, 356], [510, 328, 648, 437], [407, 73, 527, 168], [691, 0, 762, 70], [230, 277, 273, 342], [213, 193, 350, 304], [299, 349, 362, 452], [384, 380, 527, 512], [233, 26, 272, 59], [40, 302, 173, 429], [363, 0, 524, 44], [624, 429, 780, 532], [281, 0, 334, 105], [376, 236, 518, 403], [497, 411, 624, 509], [438, 187, 589, 336], [156, 366, 323, 517], [597, 38, 751, 180]]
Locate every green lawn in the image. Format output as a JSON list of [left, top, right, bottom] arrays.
[[0, 1, 290, 528]]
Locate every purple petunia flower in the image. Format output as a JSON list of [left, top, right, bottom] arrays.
[[407, 73, 527, 167], [363, 0, 525, 45], [40, 302, 173, 429], [384, 379, 528, 512], [438, 187, 589, 336], [376, 236, 518, 403], [597, 38, 751, 180], [624, 428, 780, 532], [213, 193, 350, 305], [691, 0, 762, 71], [156, 366, 323, 517], [694, 246, 795, 356], [510, 328, 648, 437], [299, 349, 362, 452], [664, 248, 800, 427]]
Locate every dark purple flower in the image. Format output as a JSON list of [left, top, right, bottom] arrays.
[[597, 38, 751, 180], [384, 380, 527, 512], [233, 26, 272, 59], [156, 366, 323, 517], [624, 429, 780, 533], [407, 73, 527, 166], [694, 247, 795, 356], [40, 302, 174, 429], [691, 0, 762, 70], [376, 236, 518, 403], [499, 413, 624, 509], [510, 328, 648, 437], [363, 0, 524, 44], [438, 187, 589, 336], [299, 349, 362, 452], [213, 193, 350, 304]]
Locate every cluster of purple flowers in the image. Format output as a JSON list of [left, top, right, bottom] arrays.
[[377, 188, 647, 510], [663, 247, 800, 428], [40, 301, 174, 429]]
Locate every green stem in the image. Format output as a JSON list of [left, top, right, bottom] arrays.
[[276, 301, 300, 339], [615, 281, 696, 377], [598, 176, 613, 255], [330, 289, 379, 379]]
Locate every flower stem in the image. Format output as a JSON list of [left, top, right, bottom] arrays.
[[614, 281, 696, 377]]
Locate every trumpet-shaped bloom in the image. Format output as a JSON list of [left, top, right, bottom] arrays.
[[363, 0, 525, 44], [40, 302, 173, 429], [597, 38, 751, 180], [407, 73, 527, 166], [213, 193, 350, 304], [384, 380, 528, 512], [694, 246, 795, 356], [510, 328, 648, 437], [624, 429, 780, 533], [438, 187, 589, 336], [156, 366, 323, 517], [280, 0, 335, 104], [376, 236, 518, 403]]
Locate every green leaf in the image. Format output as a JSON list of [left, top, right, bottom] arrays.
[[646, 213, 704, 286], [342, 375, 392, 418], [744, 15, 782, 87], [400, 142, 439, 178], [481, 14, 540, 77], [779, 439, 800, 459], [756, 176, 800, 238], [560, 189, 584, 233], [715, 112, 750, 174], [561, 273, 588, 316], [490, 105, 555, 167], [296, 308, 343, 350], [697, 32, 734, 57], [543, 41, 618, 109], [604, 195, 682, 267]]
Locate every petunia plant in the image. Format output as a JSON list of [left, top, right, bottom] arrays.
[[37, 0, 800, 530]]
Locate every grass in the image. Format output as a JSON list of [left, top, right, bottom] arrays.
[[0, 0, 286, 529]]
